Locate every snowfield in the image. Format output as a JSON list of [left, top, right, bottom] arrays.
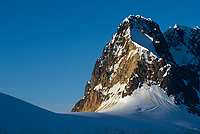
[[1, 87, 200, 134]]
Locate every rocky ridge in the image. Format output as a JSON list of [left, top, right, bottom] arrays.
[[71, 15, 200, 116]]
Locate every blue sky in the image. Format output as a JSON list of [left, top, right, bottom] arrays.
[[0, 0, 199, 113]]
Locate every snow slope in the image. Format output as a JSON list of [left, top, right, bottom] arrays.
[[130, 24, 157, 56], [98, 84, 200, 130], [98, 84, 200, 131], [1, 92, 200, 134], [164, 24, 199, 67]]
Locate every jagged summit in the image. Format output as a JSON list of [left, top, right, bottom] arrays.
[[72, 15, 200, 116], [128, 15, 153, 21]]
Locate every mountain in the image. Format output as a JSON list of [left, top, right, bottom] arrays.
[[71, 15, 200, 116], [1, 15, 200, 134]]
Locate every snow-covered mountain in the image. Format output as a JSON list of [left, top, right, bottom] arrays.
[[1, 15, 200, 134], [72, 15, 200, 116]]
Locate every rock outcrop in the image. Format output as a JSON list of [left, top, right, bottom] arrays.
[[71, 15, 200, 116]]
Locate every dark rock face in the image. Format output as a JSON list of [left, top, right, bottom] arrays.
[[164, 25, 200, 115], [71, 15, 200, 115]]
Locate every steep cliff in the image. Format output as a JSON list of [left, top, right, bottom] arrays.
[[71, 15, 200, 116]]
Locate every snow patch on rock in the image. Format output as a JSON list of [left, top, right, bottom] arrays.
[[130, 26, 157, 57]]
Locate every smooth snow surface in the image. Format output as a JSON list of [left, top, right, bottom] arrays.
[[130, 26, 158, 57], [99, 84, 177, 115], [98, 84, 200, 132], [169, 45, 195, 66], [1, 85, 200, 134]]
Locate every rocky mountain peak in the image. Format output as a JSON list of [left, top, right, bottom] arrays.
[[71, 15, 200, 116], [127, 15, 175, 63], [127, 15, 159, 35], [165, 24, 200, 62]]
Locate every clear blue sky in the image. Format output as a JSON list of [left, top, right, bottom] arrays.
[[0, 0, 199, 113]]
